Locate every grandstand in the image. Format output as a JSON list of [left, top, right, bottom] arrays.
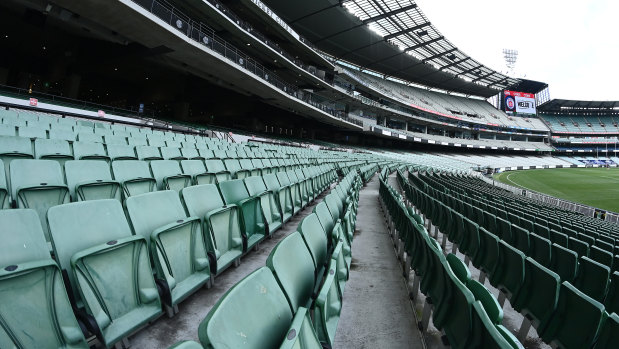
[[0, 0, 618, 348]]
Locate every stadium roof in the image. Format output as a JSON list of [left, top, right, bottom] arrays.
[[505, 79, 549, 95], [262, 0, 521, 97], [539, 99, 619, 112]]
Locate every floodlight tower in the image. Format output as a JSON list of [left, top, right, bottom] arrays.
[[503, 49, 519, 76]]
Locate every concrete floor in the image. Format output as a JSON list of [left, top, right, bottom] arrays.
[[388, 173, 551, 349], [334, 176, 425, 349], [129, 187, 331, 348]]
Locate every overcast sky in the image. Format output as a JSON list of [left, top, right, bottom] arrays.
[[415, 0, 619, 101]]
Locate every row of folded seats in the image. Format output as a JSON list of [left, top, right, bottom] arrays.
[[169, 170, 365, 349], [400, 171, 618, 349], [379, 176, 523, 349], [0, 163, 339, 348]]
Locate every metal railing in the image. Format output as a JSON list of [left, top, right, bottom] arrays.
[[131, 0, 360, 126]]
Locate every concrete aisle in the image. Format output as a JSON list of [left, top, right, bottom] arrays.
[[334, 175, 424, 349]]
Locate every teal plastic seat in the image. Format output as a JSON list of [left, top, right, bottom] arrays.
[[150, 160, 191, 192], [180, 160, 215, 185], [266, 232, 315, 312], [180, 147, 202, 160], [511, 257, 560, 335], [0, 209, 88, 349], [263, 173, 293, 223], [10, 159, 70, 241], [277, 172, 301, 213], [73, 141, 109, 161], [219, 179, 267, 251], [160, 147, 186, 161], [313, 265, 342, 347], [573, 256, 610, 303], [224, 159, 250, 179], [107, 144, 137, 161], [594, 312, 618, 349], [19, 126, 47, 139], [287, 170, 308, 207], [126, 190, 211, 308], [103, 135, 127, 145], [298, 213, 329, 284], [244, 175, 283, 234], [204, 159, 232, 183], [65, 160, 121, 201], [168, 341, 204, 349], [111, 160, 157, 197], [198, 267, 321, 349], [0, 160, 8, 208], [541, 282, 608, 349], [48, 200, 162, 348], [34, 138, 74, 166], [0, 135, 34, 189], [136, 145, 163, 161], [441, 270, 477, 348], [550, 243, 579, 282], [180, 184, 243, 275]]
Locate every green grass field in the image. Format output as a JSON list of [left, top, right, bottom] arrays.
[[493, 168, 619, 213]]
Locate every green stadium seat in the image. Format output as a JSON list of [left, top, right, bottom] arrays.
[[107, 144, 137, 161], [604, 271, 619, 316], [65, 160, 121, 201], [180, 184, 243, 275], [298, 213, 329, 284], [529, 233, 552, 268], [551, 243, 579, 282], [590, 245, 614, 267], [277, 172, 302, 213], [150, 160, 191, 192], [111, 160, 157, 197], [0, 124, 15, 136], [180, 147, 202, 160], [447, 253, 471, 284], [511, 257, 560, 335], [18, 126, 47, 139], [128, 137, 148, 147], [329, 240, 349, 296], [266, 231, 315, 312], [73, 141, 109, 161], [160, 147, 186, 161], [0, 135, 34, 188], [224, 159, 250, 179], [511, 225, 530, 254], [0, 209, 88, 349], [126, 190, 211, 309], [569, 237, 590, 258], [104, 135, 127, 145], [77, 132, 103, 143], [198, 267, 321, 349], [49, 129, 77, 142], [470, 301, 517, 349], [477, 227, 500, 280], [219, 179, 267, 250], [313, 265, 342, 347], [10, 159, 69, 240], [490, 240, 525, 302], [574, 256, 610, 303], [441, 270, 477, 348], [240, 159, 261, 177], [34, 138, 73, 166], [136, 145, 163, 161], [204, 159, 232, 183], [593, 312, 618, 349], [179, 160, 213, 185], [147, 138, 166, 147], [540, 281, 607, 349], [549, 229, 569, 248], [47, 200, 162, 348], [287, 170, 309, 206], [244, 176, 283, 234]]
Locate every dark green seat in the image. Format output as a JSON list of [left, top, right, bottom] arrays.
[[298, 213, 329, 284], [0, 209, 88, 349], [511, 257, 560, 334], [550, 243, 579, 282], [477, 227, 500, 279], [180, 184, 243, 275], [605, 271, 619, 315], [491, 240, 525, 302], [470, 301, 518, 349], [568, 237, 589, 258], [48, 200, 162, 348], [529, 233, 552, 268], [549, 229, 568, 248], [590, 245, 613, 268], [441, 270, 477, 348], [447, 253, 471, 284], [593, 312, 618, 349], [573, 256, 610, 303], [511, 225, 530, 254], [541, 282, 608, 349], [126, 190, 211, 308]]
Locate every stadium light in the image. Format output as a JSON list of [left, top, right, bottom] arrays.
[[502, 49, 519, 76]]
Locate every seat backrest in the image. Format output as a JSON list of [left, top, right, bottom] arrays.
[[34, 138, 72, 158], [0, 209, 49, 265], [263, 173, 281, 190], [205, 159, 227, 172], [107, 144, 137, 160], [65, 160, 115, 200], [180, 184, 225, 218], [160, 147, 184, 160], [551, 243, 579, 282], [595, 312, 619, 349], [266, 232, 315, 313], [126, 190, 188, 245], [181, 159, 207, 176], [198, 267, 292, 349], [244, 175, 267, 196], [574, 256, 610, 302], [218, 179, 250, 204], [73, 141, 108, 160], [136, 145, 163, 160], [298, 213, 328, 272], [47, 199, 133, 298], [0, 135, 34, 157], [112, 160, 152, 181], [224, 159, 242, 171], [104, 135, 127, 145], [181, 147, 201, 159], [10, 159, 66, 199], [276, 172, 291, 186]]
